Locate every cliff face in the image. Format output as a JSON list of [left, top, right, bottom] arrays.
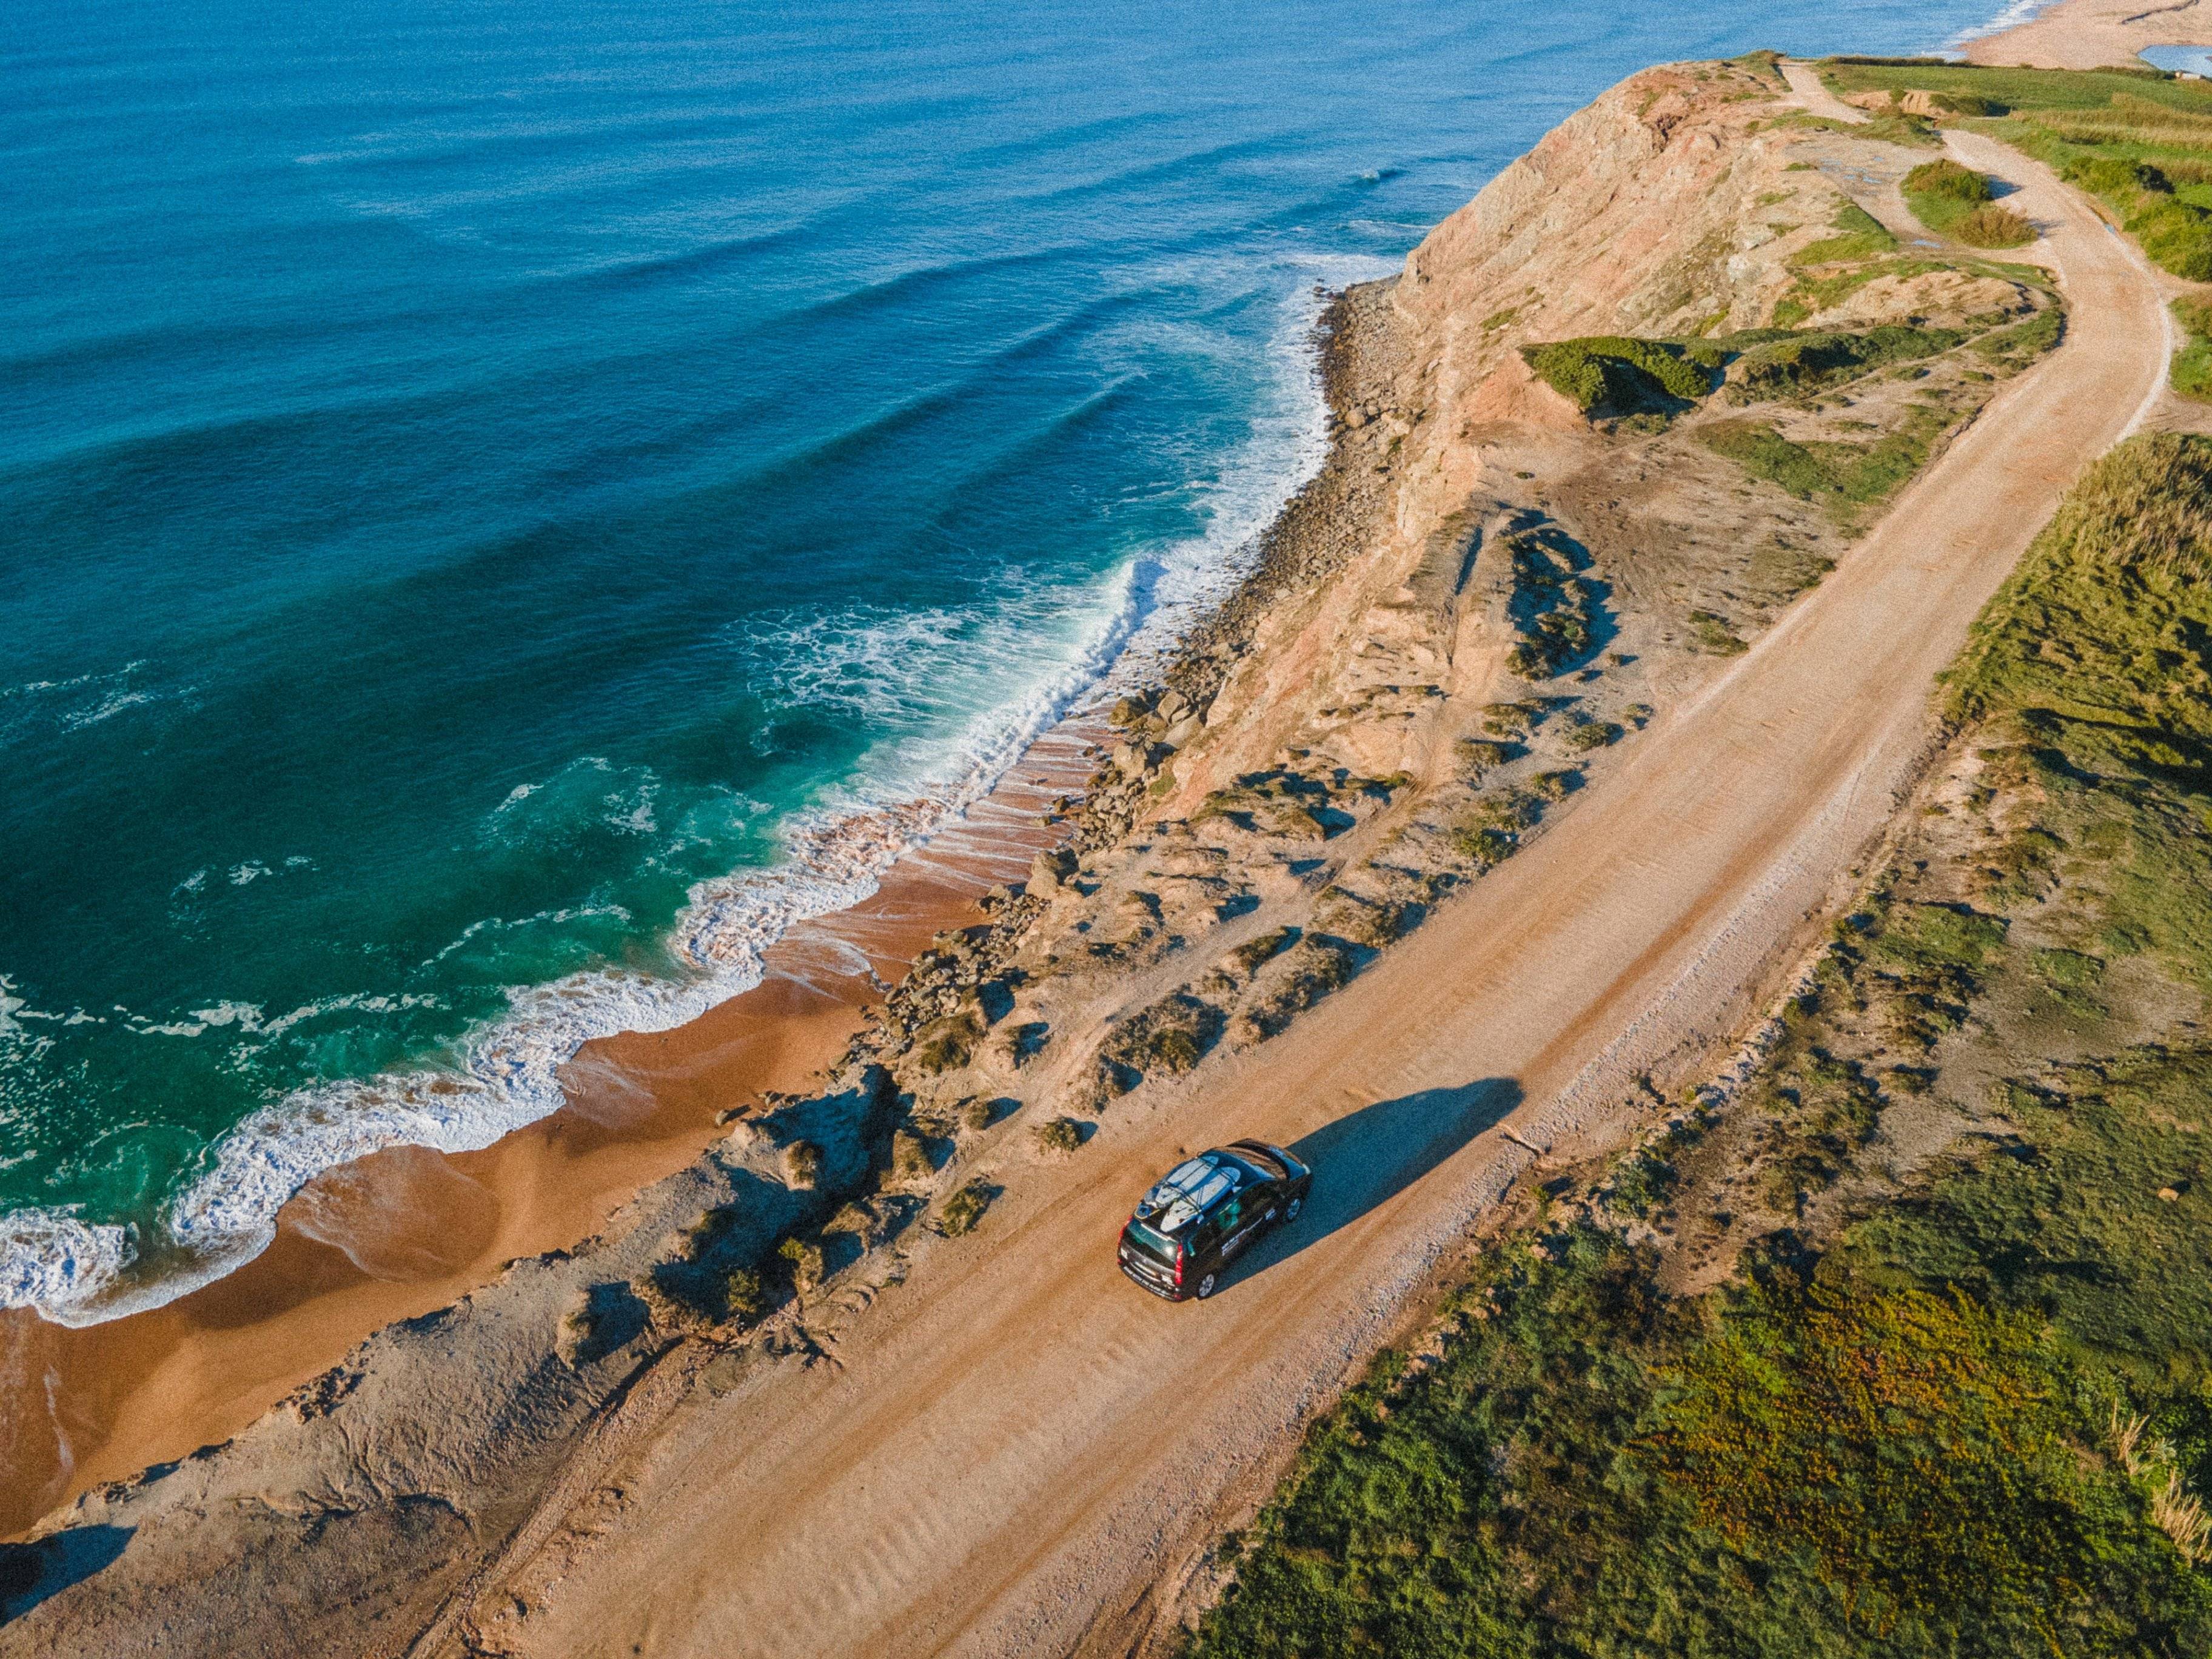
[[1161, 58, 2035, 812]]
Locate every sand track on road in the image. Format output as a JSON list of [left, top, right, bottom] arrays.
[[468, 109, 2169, 1659]]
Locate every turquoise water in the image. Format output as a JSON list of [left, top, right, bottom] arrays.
[[2141, 45, 2212, 76], [1, 0, 2008, 1322]]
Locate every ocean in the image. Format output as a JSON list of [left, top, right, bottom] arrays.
[[1, 0, 2020, 1324]]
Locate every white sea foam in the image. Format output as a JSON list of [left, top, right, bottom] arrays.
[[0, 256, 1389, 1327], [1945, 0, 2060, 49]]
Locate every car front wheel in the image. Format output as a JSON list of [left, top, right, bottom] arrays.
[[1193, 1272, 1218, 1299], [1284, 1195, 1302, 1223]]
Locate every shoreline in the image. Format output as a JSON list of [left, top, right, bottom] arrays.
[[0, 0, 2167, 1548], [1963, 0, 2212, 67], [0, 270, 1355, 1535], [0, 724, 1103, 1534]]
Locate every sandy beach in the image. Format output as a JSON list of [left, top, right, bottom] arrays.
[[0, 726, 1099, 1535], [1967, 0, 2212, 69]]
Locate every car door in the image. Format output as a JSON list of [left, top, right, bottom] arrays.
[[1218, 1185, 1274, 1259]]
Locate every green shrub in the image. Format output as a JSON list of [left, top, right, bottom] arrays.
[[1699, 411, 1946, 523], [722, 1267, 766, 1324], [891, 1128, 934, 1181], [938, 1181, 991, 1236], [912, 1010, 983, 1074], [2063, 153, 2173, 201], [1563, 720, 1624, 751], [1457, 737, 1513, 776], [1688, 611, 1748, 656], [1904, 158, 1992, 203], [777, 1235, 825, 1291], [1522, 335, 1715, 414], [1954, 203, 2035, 249], [780, 1139, 823, 1190], [1930, 90, 2007, 118], [1102, 990, 1224, 1081], [1243, 938, 1359, 1036], [1228, 926, 1296, 976], [1034, 1116, 1084, 1155]]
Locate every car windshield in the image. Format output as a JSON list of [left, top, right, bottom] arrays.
[[1228, 1147, 1284, 1179]]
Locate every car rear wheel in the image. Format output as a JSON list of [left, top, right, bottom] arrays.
[[1285, 1195, 1302, 1223], [1193, 1271, 1218, 1299]]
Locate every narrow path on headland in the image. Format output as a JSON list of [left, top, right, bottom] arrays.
[[460, 102, 2170, 1659]]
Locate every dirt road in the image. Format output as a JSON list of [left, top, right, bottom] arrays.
[[466, 110, 2169, 1659]]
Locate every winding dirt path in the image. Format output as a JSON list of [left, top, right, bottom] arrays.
[[464, 109, 2168, 1659]]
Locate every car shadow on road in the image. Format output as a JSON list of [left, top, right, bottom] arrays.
[[1217, 1076, 1522, 1298]]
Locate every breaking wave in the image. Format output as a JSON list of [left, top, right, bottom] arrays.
[[0, 257, 1384, 1327]]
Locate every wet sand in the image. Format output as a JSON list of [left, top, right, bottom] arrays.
[[1, 726, 1100, 1537]]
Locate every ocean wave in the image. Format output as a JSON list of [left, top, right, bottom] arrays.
[[1945, 0, 2059, 48], [0, 257, 1379, 1329], [0, 660, 195, 752]]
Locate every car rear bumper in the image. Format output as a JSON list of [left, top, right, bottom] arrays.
[[1119, 1253, 1185, 1301]]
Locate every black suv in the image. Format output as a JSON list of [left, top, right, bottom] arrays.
[[1118, 1139, 1313, 1301]]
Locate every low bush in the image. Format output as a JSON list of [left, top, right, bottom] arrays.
[[891, 1128, 934, 1181], [1243, 938, 1359, 1036], [1228, 925, 1297, 977], [1699, 410, 1946, 523], [1521, 335, 1715, 414], [911, 1010, 984, 1074], [1563, 720, 1624, 751], [1792, 200, 1900, 265], [1457, 737, 1513, 776], [555, 1293, 600, 1366], [2064, 154, 2173, 201], [634, 1262, 719, 1336], [1904, 157, 1991, 203], [937, 1181, 991, 1237], [780, 1139, 823, 1190], [777, 1235, 825, 1292], [1033, 1116, 1084, 1155], [1102, 991, 1225, 1081], [722, 1267, 766, 1324], [1954, 203, 2035, 249]]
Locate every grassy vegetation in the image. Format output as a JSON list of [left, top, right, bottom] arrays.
[[1103, 990, 1225, 1081], [1522, 335, 1716, 415], [1900, 159, 2034, 247], [1728, 324, 1964, 401], [1794, 199, 1901, 266], [1823, 61, 2212, 280], [1686, 609, 1748, 655], [937, 1179, 991, 1236], [1697, 404, 1949, 525], [1185, 435, 2212, 1658], [2174, 297, 2212, 403], [1033, 1116, 1084, 1155]]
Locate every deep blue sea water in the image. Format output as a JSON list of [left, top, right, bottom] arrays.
[[1, 0, 2016, 1322]]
